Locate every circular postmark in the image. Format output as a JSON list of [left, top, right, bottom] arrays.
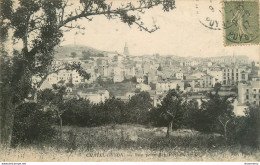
[[195, 0, 224, 30], [223, 1, 259, 44]]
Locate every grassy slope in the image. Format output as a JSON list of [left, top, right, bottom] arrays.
[[1, 124, 259, 162], [54, 45, 106, 59]]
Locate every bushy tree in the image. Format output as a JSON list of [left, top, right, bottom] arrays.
[[200, 87, 235, 140], [70, 52, 77, 58], [158, 87, 187, 137], [61, 98, 92, 126], [11, 103, 56, 146], [38, 85, 66, 139], [182, 99, 199, 129], [99, 97, 127, 125], [127, 92, 153, 124], [228, 105, 260, 147], [61, 97, 127, 127], [149, 107, 168, 127], [243, 105, 260, 147]]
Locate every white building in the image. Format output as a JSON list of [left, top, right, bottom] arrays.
[[156, 80, 184, 91], [113, 66, 124, 82], [136, 75, 144, 83], [72, 70, 83, 84], [136, 83, 151, 91], [77, 90, 109, 104], [175, 72, 184, 80], [238, 80, 260, 105]]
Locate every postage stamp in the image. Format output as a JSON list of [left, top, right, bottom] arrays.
[[223, 0, 260, 46]]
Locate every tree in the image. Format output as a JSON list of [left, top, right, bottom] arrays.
[[101, 97, 127, 125], [38, 85, 66, 139], [226, 105, 260, 148], [0, 0, 175, 146], [11, 103, 56, 146], [143, 75, 148, 85], [149, 82, 156, 90], [182, 99, 199, 129], [131, 76, 137, 83], [214, 82, 221, 93], [200, 85, 235, 140], [157, 65, 162, 71], [70, 52, 77, 58], [235, 105, 260, 147], [127, 92, 153, 124], [80, 51, 91, 60], [158, 86, 187, 137], [61, 98, 92, 126]]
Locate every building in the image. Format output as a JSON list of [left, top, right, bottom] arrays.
[[210, 55, 248, 65], [156, 80, 184, 92], [113, 66, 124, 82], [199, 74, 214, 88], [136, 83, 151, 91], [125, 66, 136, 79], [222, 66, 248, 86], [77, 89, 109, 104], [180, 60, 198, 67], [123, 42, 129, 56], [175, 72, 184, 80], [238, 80, 260, 105], [113, 74, 124, 83], [191, 71, 206, 79], [136, 75, 144, 83], [72, 70, 83, 84], [208, 70, 223, 84], [148, 73, 158, 84]]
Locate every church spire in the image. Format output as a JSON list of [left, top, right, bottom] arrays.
[[124, 42, 129, 56]]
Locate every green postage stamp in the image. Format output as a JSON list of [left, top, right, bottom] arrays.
[[223, 0, 260, 46]]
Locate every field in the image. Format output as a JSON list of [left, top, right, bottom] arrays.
[[1, 124, 259, 162]]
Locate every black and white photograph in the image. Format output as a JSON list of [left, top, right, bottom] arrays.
[[0, 0, 259, 163]]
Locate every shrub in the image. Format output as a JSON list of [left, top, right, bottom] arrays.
[[61, 98, 92, 126], [228, 105, 260, 148], [11, 103, 56, 146]]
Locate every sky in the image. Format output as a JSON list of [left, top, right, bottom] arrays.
[[11, 0, 259, 61]]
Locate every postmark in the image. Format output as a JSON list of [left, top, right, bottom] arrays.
[[195, 0, 224, 30], [223, 0, 260, 46]]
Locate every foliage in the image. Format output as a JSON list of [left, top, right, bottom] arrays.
[[199, 89, 235, 135], [157, 65, 162, 71], [70, 52, 77, 58], [127, 92, 153, 124], [149, 82, 156, 90], [61, 98, 92, 126], [131, 76, 137, 83], [98, 97, 127, 125], [158, 87, 187, 129], [60, 93, 153, 127], [143, 76, 148, 84], [182, 99, 200, 129], [80, 51, 104, 60], [228, 105, 260, 148], [242, 105, 260, 147], [11, 103, 56, 146], [149, 107, 168, 127]]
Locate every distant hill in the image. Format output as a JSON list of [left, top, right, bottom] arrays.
[[54, 45, 108, 59], [54, 45, 204, 60]]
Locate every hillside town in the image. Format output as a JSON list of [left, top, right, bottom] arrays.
[[33, 43, 260, 115]]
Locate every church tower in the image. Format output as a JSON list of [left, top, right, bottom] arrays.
[[124, 42, 129, 56]]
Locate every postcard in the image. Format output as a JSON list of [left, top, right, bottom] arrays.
[[0, 0, 259, 163]]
